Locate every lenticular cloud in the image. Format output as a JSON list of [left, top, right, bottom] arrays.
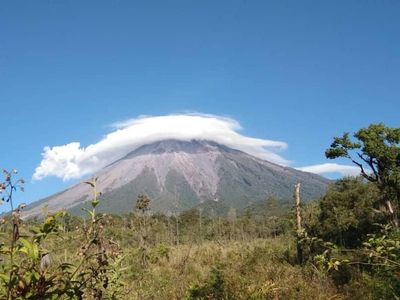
[[296, 163, 361, 177], [33, 114, 289, 181]]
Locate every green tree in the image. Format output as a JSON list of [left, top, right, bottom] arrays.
[[315, 177, 382, 247], [325, 123, 400, 226]]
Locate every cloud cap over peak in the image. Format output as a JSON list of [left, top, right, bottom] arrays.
[[297, 163, 361, 177], [33, 114, 289, 181]]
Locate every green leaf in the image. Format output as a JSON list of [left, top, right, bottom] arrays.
[[0, 273, 9, 283], [91, 200, 99, 208], [19, 238, 39, 260]]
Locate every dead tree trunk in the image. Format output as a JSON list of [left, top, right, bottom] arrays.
[[294, 183, 303, 264]]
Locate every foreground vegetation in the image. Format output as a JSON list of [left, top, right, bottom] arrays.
[[0, 123, 399, 299]]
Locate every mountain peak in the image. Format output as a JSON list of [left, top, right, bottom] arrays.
[[123, 139, 238, 159]]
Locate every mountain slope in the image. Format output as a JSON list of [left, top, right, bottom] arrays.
[[23, 140, 330, 218]]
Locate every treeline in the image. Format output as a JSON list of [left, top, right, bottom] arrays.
[[53, 196, 292, 245]]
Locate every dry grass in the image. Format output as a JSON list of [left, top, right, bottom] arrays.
[[122, 236, 342, 299]]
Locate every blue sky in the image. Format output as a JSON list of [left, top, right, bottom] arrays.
[[1, 1, 399, 210]]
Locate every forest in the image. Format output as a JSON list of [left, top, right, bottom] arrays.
[[0, 123, 399, 299]]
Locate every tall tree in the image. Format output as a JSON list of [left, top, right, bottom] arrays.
[[325, 123, 400, 226]]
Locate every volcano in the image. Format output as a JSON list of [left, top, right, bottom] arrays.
[[23, 139, 330, 218]]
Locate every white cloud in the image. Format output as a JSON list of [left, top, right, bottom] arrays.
[[296, 163, 361, 177], [33, 113, 289, 181]]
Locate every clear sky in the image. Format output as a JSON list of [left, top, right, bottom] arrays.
[[1, 1, 399, 210]]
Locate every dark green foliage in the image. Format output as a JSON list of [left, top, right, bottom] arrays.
[[361, 224, 400, 297], [185, 268, 229, 300], [306, 123, 400, 298], [313, 177, 382, 247], [326, 123, 400, 225]]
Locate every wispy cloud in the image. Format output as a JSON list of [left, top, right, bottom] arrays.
[[296, 163, 361, 177], [33, 113, 289, 181]]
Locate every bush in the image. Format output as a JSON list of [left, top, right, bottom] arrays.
[[0, 171, 124, 299]]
